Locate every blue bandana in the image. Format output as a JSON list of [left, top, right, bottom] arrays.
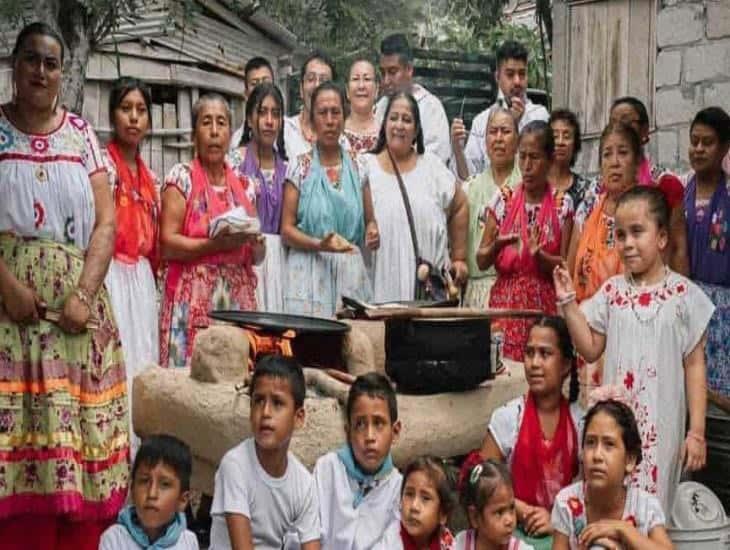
[[117, 504, 187, 549], [336, 444, 394, 508]]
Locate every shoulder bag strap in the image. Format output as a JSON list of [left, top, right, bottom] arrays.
[[386, 147, 421, 260]]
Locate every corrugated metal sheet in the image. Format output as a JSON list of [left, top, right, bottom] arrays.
[[0, 0, 296, 75]]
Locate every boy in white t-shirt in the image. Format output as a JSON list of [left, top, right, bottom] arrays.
[[210, 355, 321, 550], [314, 373, 403, 550], [99, 434, 199, 549]]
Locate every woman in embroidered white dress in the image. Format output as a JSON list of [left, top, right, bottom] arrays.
[[555, 186, 714, 512], [362, 92, 468, 303]]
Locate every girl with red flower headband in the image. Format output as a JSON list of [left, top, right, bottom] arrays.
[[552, 398, 672, 549], [555, 185, 714, 513]]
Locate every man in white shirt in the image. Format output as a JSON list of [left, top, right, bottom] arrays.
[[230, 56, 275, 151], [375, 33, 451, 165], [451, 40, 549, 179], [283, 50, 337, 159]]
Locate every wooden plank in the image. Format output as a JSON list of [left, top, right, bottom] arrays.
[[162, 102, 178, 175], [150, 104, 163, 179], [82, 82, 100, 128], [605, 0, 629, 107], [552, 0, 570, 107], [426, 85, 494, 99], [584, 2, 608, 136], [567, 3, 587, 121], [627, 0, 656, 126], [413, 48, 494, 65], [177, 89, 192, 163], [98, 84, 111, 138], [414, 66, 494, 81]]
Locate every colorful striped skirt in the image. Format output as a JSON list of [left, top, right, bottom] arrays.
[[0, 235, 129, 522]]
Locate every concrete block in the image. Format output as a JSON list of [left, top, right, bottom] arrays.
[[656, 86, 703, 126], [678, 124, 692, 170], [684, 40, 730, 83], [657, 5, 705, 47], [703, 80, 730, 113], [656, 129, 679, 168], [656, 49, 682, 87], [708, 1, 730, 39]]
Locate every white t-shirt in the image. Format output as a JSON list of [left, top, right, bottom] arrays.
[[551, 482, 666, 549], [99, 524, 200, 550], [376, 84, 451, 165], [488, 395, 585, 466], [209, 438, 321, 550], [313, 451, 402, 550], [454, 529, 533, 550]]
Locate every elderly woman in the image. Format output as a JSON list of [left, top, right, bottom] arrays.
[[547, 109, 591, 211], [362, 91, 468, 303], [0, 23, 128, 548], [565, 122, 642, 404], [281, 82, 379, 317], [610, 97, 689, 274], [463, 107, 521, 308], [344, 58, 380, 154], [684, 107, 730, 397], [229, 83, 288, 313], [160, 93, 264, 368]]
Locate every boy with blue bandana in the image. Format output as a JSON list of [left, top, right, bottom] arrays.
[[314, 373, 403, 549], [100, 434, 198, 549]]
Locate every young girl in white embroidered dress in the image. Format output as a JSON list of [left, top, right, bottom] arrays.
[[553, 186, 714, 512]]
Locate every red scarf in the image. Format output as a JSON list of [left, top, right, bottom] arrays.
[[400, 523, 453, 550], [495, 183, 561, 277], [164, 158, 255, 298], [107, 140, 159, 269], [511, 393, 578, 509]]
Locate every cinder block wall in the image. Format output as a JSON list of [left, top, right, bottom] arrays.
[[653, 0, 730, 174]]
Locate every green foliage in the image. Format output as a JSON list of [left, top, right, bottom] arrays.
[[422, 17, 550, 92]]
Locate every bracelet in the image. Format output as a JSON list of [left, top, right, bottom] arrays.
[[686, 431, 705, 444], [556, 292, 577, 307], [73, 286, 94, 311]]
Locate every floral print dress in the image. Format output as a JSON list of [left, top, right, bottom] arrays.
[[580, 272, 714, 510], [551, 482, 665, 549], [159, 162, 257, 368], [0, 108, 129, 522]]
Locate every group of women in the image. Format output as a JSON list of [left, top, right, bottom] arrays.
[[1, 20, 729, 548]]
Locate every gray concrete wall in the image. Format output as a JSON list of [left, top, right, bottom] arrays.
[[653, 0, 730, 173]]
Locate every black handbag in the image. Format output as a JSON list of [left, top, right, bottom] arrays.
[[386, 148, 451, 302]]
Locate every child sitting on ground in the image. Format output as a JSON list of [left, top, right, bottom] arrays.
[[378, 455, 456, 549], [456, 460, 533, 550], [552, 392, 672, 549], [477, 316, 582, 549], [99, 434, 199, 549], [314, 372, 403, 549], [209, 355, 320, 549]]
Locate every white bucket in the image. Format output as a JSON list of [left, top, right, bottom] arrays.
[[667, 523, 730, 549]]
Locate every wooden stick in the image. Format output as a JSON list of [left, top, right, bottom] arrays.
[[361, 307, 543, 320]]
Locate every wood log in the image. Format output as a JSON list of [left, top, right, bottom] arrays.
[[360, 307, 543, 320]]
